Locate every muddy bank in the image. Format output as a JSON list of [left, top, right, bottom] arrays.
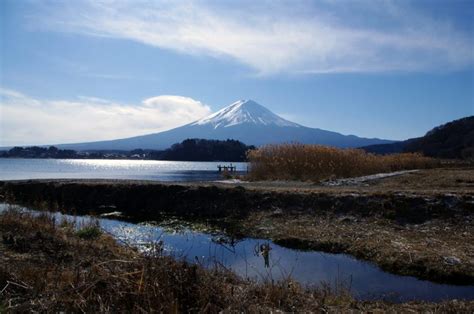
[[0, 179, 472, 223], [0, 179, 473, 285]]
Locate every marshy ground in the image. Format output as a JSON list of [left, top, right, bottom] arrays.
[[229, 168, 474, 284], [1, 208, 473, 312], [0, 168, 473, 311]]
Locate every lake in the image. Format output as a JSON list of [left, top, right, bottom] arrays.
[[0, 158, 247, 181]]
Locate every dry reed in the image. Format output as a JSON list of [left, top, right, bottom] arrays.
[[247, 143, 439, 181]]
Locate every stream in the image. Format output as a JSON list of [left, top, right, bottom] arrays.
[[1, 203, 473, 303]]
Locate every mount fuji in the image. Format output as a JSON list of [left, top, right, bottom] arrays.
[[58, 100, 393, 150]]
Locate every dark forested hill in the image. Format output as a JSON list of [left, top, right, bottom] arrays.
[[160, 139, 254, 161], [362, 116, 474, 159]]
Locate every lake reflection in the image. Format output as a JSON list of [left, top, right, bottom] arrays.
[[0, 158, 247, 181]]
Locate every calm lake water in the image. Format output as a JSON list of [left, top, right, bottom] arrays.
[[1, 204, 473, 303], [0, 158, 247, 181]]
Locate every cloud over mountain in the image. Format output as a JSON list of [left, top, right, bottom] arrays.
[[0, 89, 211, 146]]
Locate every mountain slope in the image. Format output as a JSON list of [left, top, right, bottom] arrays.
[[58, 100, 393, 151], [362, 116, 474, 159]]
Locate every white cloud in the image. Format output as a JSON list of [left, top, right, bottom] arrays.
[[33, 0, 474, 75], [0, 88, 211, 146]]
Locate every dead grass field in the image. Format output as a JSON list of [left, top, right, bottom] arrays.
[[230, 167, 474, 195], [1, 209, 473, 312]]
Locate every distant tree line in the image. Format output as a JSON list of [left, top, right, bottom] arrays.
[[0, 139, 255, 162], [1, 146, 79, 159]]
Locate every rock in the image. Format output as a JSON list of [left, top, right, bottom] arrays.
[[443, 256, 461, 265]]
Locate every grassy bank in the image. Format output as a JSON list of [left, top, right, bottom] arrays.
[[247, 144, 438, 181], [237, 211, 474, 284], [1, 209, 473, 312]]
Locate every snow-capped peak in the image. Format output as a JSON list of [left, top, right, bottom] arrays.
[[191, 99, 300, 129]]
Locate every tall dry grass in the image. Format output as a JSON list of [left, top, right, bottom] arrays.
[[247, 144, 438, 182]]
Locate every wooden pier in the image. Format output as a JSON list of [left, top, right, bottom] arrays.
[[217, 164, 237, 173]]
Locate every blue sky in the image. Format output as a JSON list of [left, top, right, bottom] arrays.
[[1, 0, 473, 146]]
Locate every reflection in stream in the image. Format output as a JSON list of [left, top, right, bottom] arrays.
[[1, 203, 473, 303]]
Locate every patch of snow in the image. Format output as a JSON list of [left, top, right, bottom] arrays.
[[191, 99, 301, 129], [321, 170, 419, 186], [213, 179, 247, 184]]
